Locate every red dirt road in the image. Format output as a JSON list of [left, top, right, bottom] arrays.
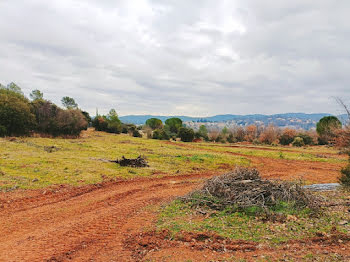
[[0, 173, 216, 262], [0, 153, 346, 261]]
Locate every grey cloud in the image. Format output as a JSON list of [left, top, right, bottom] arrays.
[[0, 0, 349, 116]]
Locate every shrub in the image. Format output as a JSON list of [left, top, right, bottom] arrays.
[[235, 127, 246, 142], [297, 133, 314, 145], [339, 153, 350, 188], [227, 133, 236, 143], [55, 109, 88, 136], [152, 129, 169, 140], [142, 125, 153, 139], [132, 129, 142, 138], [121, 123, 137, 134], [178, 127, 194, 142], [292, 137, 305, 147], [31, 100, 87, 136], [0, 87, 36, 136], [215, 135, 225, 143], [336, 127, 350, 150], [244, 125, 257, 142], [0, 125, 7, 137], [279, 128, 297, 145], [259, 125, 279, 144], [208, 130, 220, 142], [92, 116, 108, 131]]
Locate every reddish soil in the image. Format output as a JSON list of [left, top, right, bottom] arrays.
[[0, 145, 347, 261], [127, 229, 350, 261], [166, 141, 346, 183]]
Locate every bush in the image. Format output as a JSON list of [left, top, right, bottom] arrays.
[[55, 109, 88, 136], [31, 100, 88, 136], [152, 129, 169, 140], [92, 116, 108, 131], [259, 125, 279, 144], [297, 133, 314, 145], [121, 123, 137, 134], [0, 125, 7, 137], [279, 128, 297, 145], [227, 133, 236, 143], [178, 127, 194, 142], [292, 137, 305, 147], [92, 109, 122, 134], [0, 87, 36, 136], [339, 164, 350, 188], [132, 129, 142, 138], [31, 100, 87, 136], [339, 152, 350, 188]]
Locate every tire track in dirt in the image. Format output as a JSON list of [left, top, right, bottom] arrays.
[[0, 172, 215, 261], [0, 143, 346, 261]]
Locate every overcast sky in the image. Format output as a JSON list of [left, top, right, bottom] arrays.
[[0, 0, 349, 116]]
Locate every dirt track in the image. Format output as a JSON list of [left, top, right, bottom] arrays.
[[0, 173, 217, 262], [0, 152, 346, 261]]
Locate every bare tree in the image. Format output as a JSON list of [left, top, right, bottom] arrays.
[[335, 97, 350, 122], [335, 97, 350, 150]]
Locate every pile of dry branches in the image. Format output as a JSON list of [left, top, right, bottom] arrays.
[[183, 167, 319, 212], [113, 156, 149, 168]]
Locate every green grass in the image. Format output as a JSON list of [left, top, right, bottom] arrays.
[[0, 130, 346, 190], [157, 199, 348, 244], [0, 131, 249, 190]]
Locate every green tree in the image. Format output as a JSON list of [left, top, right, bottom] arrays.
[[81, 111, 92, 125], [106, 109, 122, 133], [30, 89, 44, 101], [195, 125, 209, 140], [316, 116, 342, 144], [198, 125, 208, 137], [6, 82, 23, 95], [0, 88, 35, 136], [165, 117, 183, 134], [178, 127, 194, 142], [145, 118, 163, 130], [61, 96, 78, 109]]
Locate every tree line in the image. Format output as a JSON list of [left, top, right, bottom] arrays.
[[142, 115, 343, 147], [0, 81, 348, 150], [0, 82, 89, 137]]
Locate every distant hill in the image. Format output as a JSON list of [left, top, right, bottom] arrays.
[[120, 113, 348, 130]]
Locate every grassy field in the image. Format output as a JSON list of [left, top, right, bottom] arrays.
[[0, 130, 249, 190], [0, 129, 346, 190]]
